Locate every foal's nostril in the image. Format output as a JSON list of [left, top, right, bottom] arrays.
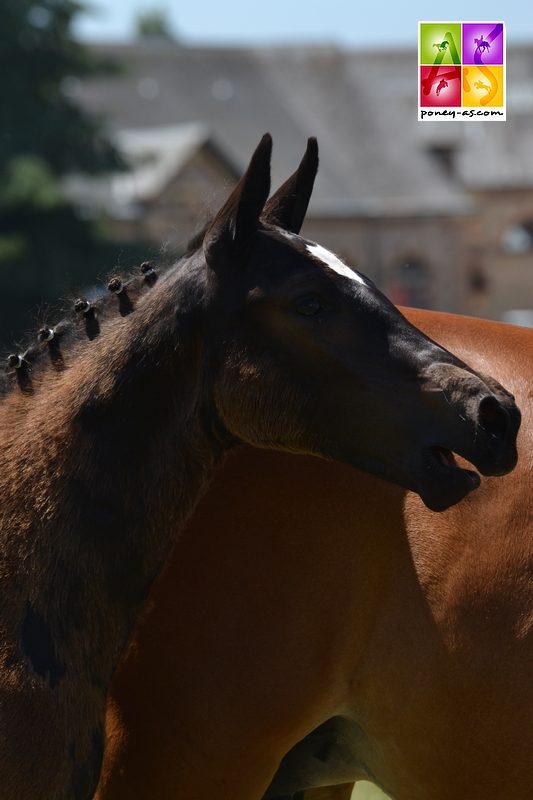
[[478, 396, 509, 441]]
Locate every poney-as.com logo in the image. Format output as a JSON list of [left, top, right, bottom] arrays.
[[418, 22, 505, 121]]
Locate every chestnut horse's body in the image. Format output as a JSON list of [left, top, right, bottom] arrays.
[[98, 309, 533, 800]]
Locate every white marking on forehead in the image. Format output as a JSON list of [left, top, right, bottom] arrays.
[[306, 242, 366, 286]]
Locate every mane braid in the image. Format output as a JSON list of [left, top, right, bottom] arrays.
[[0, 260, 171, 403]]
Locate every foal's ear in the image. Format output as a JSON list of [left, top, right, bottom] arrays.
[[262, 137, 318, 234], [204, 133, 272, 267]]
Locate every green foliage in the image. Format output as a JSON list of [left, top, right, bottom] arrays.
[[0, 0, 121, 176], [0, 0, 135, 348], [135, 8, 175, 40], [0, 156, 63, 209]]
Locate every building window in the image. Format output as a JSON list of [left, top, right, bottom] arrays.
[[426, 143, 457, 177], [501, 221, 533, 254], [389, 259, 431, 308]]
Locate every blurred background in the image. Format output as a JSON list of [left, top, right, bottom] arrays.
[[1, 2, 531, 797], [1, 0, 533, 350]]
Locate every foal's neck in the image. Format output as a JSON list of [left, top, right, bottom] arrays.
[[0, 260, 219, 681]]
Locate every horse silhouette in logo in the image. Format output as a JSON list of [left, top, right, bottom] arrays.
[[474, 35, 491, 55], [433, 40, 449, 52], [474, 79, 491, 94], [436, 78, 449, 96]]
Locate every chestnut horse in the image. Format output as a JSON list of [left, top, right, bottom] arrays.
[[97, 309, 531, 800], [0, 136, 520, 800]]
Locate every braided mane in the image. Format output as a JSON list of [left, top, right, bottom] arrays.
[[0, 221, 208, 402]]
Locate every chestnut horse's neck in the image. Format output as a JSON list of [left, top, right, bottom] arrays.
[[0, 256, 221, 797]]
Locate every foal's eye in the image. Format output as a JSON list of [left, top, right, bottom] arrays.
[[295, 296, 323, 316]]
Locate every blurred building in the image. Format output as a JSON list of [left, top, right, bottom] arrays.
[[65, 41, 533, 320]]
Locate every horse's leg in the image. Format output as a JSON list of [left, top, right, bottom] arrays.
[[273, 795, 305, 800], [303, 785, 354, 800], [273, 782, 372, 800], [265, 718, 364, 798], [270, 785, 355, 799], [272, 785, 354, 800]]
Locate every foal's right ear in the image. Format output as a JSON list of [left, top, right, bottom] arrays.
[[262, 137, 319, 234], [204, 134, 272, 268]]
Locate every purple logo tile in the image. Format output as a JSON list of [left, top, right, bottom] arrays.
[[462, 23, 504, 65]]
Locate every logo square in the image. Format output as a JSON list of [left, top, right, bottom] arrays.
[[420, 66, 462, 107], [462, 23, 504, 65], [419, 23, 462, 65], [463, 65, 504, 106]]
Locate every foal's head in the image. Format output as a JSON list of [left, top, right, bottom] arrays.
[[188, 135, 519, 511]]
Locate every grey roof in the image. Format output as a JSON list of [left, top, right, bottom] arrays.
[[74, 41, 533, 215], [63, 122, 214, 215]]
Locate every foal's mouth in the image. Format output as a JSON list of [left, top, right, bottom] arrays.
[[418, 445, 482, 512], [431, 444, 480, 476], [430, 444, 482, 486]]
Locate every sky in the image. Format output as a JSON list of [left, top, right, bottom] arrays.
[[75, 0, 533, 46]]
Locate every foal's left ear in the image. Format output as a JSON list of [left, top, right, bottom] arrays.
[[262, 137, 318, 234], [204, 133, 272, 267]]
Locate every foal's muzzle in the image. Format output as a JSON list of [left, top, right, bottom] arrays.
[[414, 363, 521, 511]]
